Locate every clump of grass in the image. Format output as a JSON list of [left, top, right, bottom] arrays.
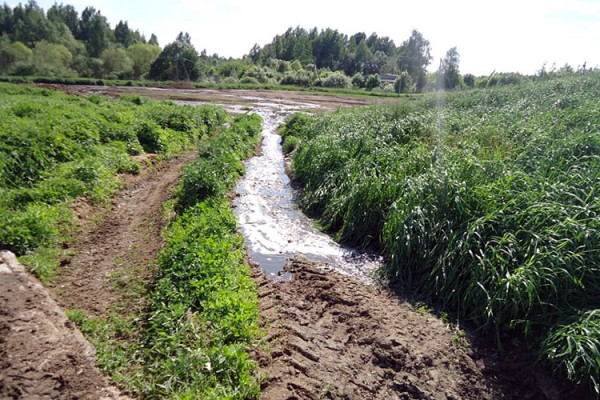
[[288, 72, 600, 394]]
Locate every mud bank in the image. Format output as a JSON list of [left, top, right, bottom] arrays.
[[255, 257, 503, 400]]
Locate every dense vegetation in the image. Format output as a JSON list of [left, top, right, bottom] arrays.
[[0, 1, 163, 79], [0, 82, 226, 280], [0, 2, 465, 92], [0, 81, 264, 397], [130, 113, 262, 398], [284, 72, 600, 394]]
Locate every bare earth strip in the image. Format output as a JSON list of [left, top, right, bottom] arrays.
[[50, 152, 195, 317], [255, 257, 502, 400], [0, 251, 128, 400]]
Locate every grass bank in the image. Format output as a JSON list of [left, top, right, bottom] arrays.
[[284, 72, 600, 395]]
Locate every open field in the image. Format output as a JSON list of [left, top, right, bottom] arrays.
[[0, 80, 595, 399]]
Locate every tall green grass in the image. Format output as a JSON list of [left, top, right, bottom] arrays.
[[138, 113, 263, 398], [288, 73, 600, 394], [0, 83, 226, 280]]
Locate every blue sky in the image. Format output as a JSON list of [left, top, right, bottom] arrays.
[[11, 0, 600, 75]]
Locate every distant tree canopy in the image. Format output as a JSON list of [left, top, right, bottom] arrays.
[[0, 2, 474, 90], [248, 26, 439, 92], [437, 47, 461, 90], [0, 1, 160, 78], [251, 27, 401, 78], [397, 30, 432, 91], [148, 32, 200, 81]]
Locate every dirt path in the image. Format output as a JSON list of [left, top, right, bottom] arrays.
[[255, 257, 502, 400], [51, 152, 195, 317], [0, 152, 194, 399]]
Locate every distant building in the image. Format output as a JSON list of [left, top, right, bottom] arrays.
[[379, 74, 397, 83]]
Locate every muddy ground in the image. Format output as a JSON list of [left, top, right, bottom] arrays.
[[0, 86, 566, 399]]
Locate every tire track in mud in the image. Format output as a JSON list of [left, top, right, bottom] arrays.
[[255, 257, 502, 400], [0, 152, 194, 399], [51, 152, 196, 317]]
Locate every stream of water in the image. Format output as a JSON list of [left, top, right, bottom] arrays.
[[232, 100, 381, 282]]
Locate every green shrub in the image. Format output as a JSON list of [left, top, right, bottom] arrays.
[[321, 72, 351, 88], [365, 74, 381, 91]]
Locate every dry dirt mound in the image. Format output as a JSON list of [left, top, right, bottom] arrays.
[[0, 251, 128, 400], [255, 257, 502, 400]]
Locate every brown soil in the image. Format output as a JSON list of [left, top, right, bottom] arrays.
[[255, 257, 502, 400], [37, 84, 380, 111], [50, 152, 195, 317], [0, 251, 128, 400]]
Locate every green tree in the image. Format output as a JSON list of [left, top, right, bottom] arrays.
[[101, 47, 133, 78], [78, 7, 111, 57], [397, 29, 432, 92], [394, 71, 414, 93], [47, 3, 79, 37], [365, 74, 380, 91], [10, 1, 56, 46], [0, 39, 32, 73], [248, 43, 261, 63], [312, 28, 346, 70], [463, 73, 475, 87], [149, 35, 200, 81], [32, 40, 74, 76], [148, 33, 159, 46], [114, 20, 132, 47], [0, 5, 13, 35], [127, 43, 160, 78], [437, 47, 461, 90]]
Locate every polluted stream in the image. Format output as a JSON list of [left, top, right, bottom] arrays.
[[231, 99, 381, 282]]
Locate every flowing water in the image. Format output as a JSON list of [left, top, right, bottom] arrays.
[[232, 100, 381, 282]]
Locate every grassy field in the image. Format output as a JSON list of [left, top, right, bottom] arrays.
[[0, 83, 227, 280], [285, 72, 600, 394], [0, 82, 264, 397]]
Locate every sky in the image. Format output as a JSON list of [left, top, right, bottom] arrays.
[[10, 0, 600, 76]]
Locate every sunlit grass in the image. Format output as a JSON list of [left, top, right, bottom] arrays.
[[288, 72, 600, 394]]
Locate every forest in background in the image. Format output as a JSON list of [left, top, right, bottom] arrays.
[[2, 1, 588, 93]]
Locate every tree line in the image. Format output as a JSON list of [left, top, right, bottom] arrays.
[[0, 1, 467, 92], [248, 26, 461, 91], [0, 0, 161, 79]]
